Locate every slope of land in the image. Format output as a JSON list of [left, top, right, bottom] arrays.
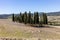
[[0, 19, 60, 40]]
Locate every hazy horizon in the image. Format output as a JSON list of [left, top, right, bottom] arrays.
[[0, 0, 60, 14]]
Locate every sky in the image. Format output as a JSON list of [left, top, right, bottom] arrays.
[[0, 0, 60, 14]]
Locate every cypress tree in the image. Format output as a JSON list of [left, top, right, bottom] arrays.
[[27, 11, 32, 24], [19, 12, 22, 23], [34, 12, 39, 24], [34, 12, 36, 24], [12, 14, 15, 22], [42, 13, 48, 24], [39, 13, 43, 27], [21, 14, 24, 22], [14, 16, 18, 22], [24, 11, 27, 24], [36, 12, 39, 24]]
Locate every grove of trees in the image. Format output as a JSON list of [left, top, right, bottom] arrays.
[[12, 11, 48, 26]]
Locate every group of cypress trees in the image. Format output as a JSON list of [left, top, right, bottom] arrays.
[[12, 11, 48, 26]]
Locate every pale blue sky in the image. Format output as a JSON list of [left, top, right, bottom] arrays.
[[0, 0, 60, 14]]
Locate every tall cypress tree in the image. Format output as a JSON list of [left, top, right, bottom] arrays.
[[34, 12, 36, 24], [27, 11, 32, 24], [21, 14, 24, 22], [24, 11, 27, 24], [42, 13, 48, 24], [12, 13, 15, 22], [19, 12, 22, 23], [34, 12, 39, 24], [36, 12, 39, 24]]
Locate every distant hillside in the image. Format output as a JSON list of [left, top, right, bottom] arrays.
[[0, 14, 19, 19], [0, 14, 12, 19], [0, 11, 60, 19], [46, 12, 60, 16]]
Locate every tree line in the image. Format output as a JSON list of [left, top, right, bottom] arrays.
[[12, 11, 48, 26]]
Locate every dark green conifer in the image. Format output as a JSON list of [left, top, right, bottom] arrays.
[[27, 11, 32, 24], [12, 13, 15, 22], [24, 11, 27, 24], [34, 12, 39, 24], [42, 13, 48, 24]]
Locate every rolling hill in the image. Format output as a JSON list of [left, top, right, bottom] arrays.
[[0, 11, 60, 19]]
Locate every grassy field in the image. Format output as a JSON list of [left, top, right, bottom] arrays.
[[0, 19, 60, 40], [48, 16, 60, 23]]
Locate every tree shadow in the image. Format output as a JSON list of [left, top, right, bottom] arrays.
[[31, 25, 53, 28]]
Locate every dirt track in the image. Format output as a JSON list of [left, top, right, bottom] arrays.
[[0, 19, 60, 40]]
